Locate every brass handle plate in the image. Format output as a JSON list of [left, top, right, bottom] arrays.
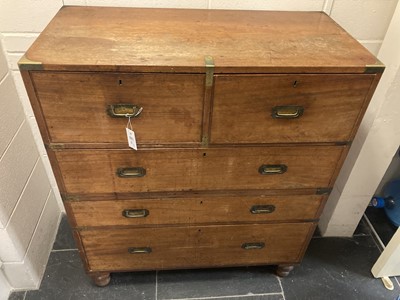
[[272, 106, 304, 119], [117, 167, 146, 178], [258, 164, 287, 175], [250, 205, 276, 214], [122, 209, 149, 218], [128, 247, 152, 254], [107, 104, 143, 118], [242, 242, 265, 250]]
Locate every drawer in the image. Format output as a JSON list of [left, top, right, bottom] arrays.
[[211, 74, 374, 144], [31, 72, 204, 144], [79, 223, 315, 271], [66, 194, 326, 227], [55, 146, 344, 194]]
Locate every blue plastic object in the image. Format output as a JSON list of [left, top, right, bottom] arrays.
[[371, 179, 400, 227]]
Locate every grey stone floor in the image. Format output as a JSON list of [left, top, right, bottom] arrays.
[[365, 206, 397, 247], [9, 216, 400, 300]]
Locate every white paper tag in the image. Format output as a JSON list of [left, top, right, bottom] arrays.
[[126, 127, 137, 150]]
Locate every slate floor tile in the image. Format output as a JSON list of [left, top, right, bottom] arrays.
[[11, 215, 400, 300], [7, 291, 26, 300], [212, 295, 284, 300], [52, 214, 76, 250], [24, 251, 156, 300], [281, 236, 400, 300], [365, 207, 397, 246], [353, 217, 372, 237], [157, 267, 281, 300]]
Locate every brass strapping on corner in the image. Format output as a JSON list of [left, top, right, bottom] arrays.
[[364, 59, 385, 74], [334, 141, 352, 146], [316, 188, 333, 195], [48, 143, 65, 150], [62, 195, 80, 201], [201, 136, 208, 147], [18, 55, 43, 71], [205, 55, 215, 87], [201, 56, 215, 147]]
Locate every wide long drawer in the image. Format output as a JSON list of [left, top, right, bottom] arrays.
[[55, 146, 344, 194], [211, 74, 374, 144], [31, 72, 204, 145], [79, 223, 315, 272], [66, 194, 326, 227]]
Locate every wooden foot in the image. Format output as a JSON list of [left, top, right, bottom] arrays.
[[276, 265, 294, 277], [90, 272, 111, 287]]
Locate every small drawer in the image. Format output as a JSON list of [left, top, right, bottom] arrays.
[[55, 146, 344, 194], [31, 72, 204, 145], [211, 74, 374, 144], [79, 223, 315, 271], [66, 194, 326, 227]]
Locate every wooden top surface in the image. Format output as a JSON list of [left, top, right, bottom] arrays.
[[21, 6, 382, 73]]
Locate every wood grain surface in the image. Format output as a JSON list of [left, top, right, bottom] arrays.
[[32, 71, 204, 144], [211, 74, 374, 144], [24, 7, 379, 73], [55, 146, 344, 194], [66, 194, 325, 227], [18, 7, 384, 279], [79, 222, 315, 271]]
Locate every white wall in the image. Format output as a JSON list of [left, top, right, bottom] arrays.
[[0, 39, 61, 299], [0, 0, 397, 295], [375, 146, 400, 195], [319, 0, 400, 236], [0, 265, 11, 300]]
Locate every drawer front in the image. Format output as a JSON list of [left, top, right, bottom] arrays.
[[56, 146, 343, 194], [211, 74, 374, 144], [79, 223, 315, 271], [32, 72, 204, 144], [67, 194, 325, 227]]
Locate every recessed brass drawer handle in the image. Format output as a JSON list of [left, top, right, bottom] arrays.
[[242, 242, 265, 250], [107, 104, 143, 118], [272, 105, 304, 119], [117, 167, 146, 178], [122, 209, 149, 218], [258, 164, 287, 175], [128, 247, 152, 254], [250, 205, 275, 214]]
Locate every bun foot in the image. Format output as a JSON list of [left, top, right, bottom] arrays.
[[90, 272, 111, 287], [276, 265, 294, 277]]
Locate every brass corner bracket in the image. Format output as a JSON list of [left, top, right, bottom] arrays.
[[364, 59, 385, 74], [205, 55, 215, 87], [48, 143, 65, 150], [62, 194, 80, 202], [18, 55, 43, 71], [316, 188, 333, 195]]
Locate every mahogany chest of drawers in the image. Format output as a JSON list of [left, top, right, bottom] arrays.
[[19, 6, 383, 286]]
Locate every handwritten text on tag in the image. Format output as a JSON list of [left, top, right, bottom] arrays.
[[126, 128, 137, 150]]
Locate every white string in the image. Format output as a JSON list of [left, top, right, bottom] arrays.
[[126, 114, 133, 130]]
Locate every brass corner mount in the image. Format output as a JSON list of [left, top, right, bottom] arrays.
[[18, 55, 43, 71]]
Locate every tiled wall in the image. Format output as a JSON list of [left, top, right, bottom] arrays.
[[0, 0, 398, 297], [0, 41, 61, 299], [319, 1, 400, 237]]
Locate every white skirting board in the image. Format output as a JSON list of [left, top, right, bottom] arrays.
[[0, 268, 11, 300], [1, 192, 61, 289], [372, 227, 400, 278]]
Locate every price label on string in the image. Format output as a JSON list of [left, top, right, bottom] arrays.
[[126, 116, 137, 150]]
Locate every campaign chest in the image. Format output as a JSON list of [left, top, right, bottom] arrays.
[[19, 6, 383, 286]]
